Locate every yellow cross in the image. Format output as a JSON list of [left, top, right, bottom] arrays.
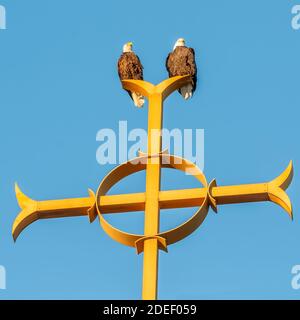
[[12, 76, 293, 300]]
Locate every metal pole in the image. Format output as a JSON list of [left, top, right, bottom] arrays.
[[142, 93, 163, 300]]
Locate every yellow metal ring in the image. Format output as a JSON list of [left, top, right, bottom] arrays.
[[95, 155, 210, 251]]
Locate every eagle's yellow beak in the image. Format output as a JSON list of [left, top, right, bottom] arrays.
[[128, 42, 133, 46]]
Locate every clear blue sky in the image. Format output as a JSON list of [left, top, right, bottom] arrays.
[[0, 0, 299, 299]]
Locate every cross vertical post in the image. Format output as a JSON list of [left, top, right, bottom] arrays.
[[143, 92, 163, 300]]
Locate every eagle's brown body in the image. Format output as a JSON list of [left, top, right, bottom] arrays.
[[118, 52, 144, 107], [118, 52, 143, 81], [166, 46, 197, 97]]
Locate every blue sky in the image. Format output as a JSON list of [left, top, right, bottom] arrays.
[[0, 0, 299, 299]]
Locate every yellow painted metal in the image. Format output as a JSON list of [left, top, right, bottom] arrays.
[[142, 93, 162, 300], [121, 77, 193, 299], [13, 158, 293, 242], [12, 76, 294, 300]]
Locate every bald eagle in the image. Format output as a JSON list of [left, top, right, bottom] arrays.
[[166, 38, 197, 100], [117, 42, 145, 108]]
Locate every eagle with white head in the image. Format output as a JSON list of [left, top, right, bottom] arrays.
[[166, 38, 197, 100], [117, 42, 145, 108]]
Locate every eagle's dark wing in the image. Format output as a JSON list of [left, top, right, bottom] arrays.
[[165, 46, 197, 94], [186, 47, 197, 94], [118, 52, 143, 80], [166, 52, 172, 77], [117, 52, 144, 100]]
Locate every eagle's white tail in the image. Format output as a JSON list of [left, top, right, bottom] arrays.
[[180, 84, 193, 100], [132, 92, 145, 108]]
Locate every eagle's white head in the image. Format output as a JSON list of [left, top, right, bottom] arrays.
[[173, 38, 186, 51], [123, 41, 133, 53]]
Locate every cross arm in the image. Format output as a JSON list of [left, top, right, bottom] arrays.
[[161, 161, 293, 217], [12, 161, 293, 241]]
